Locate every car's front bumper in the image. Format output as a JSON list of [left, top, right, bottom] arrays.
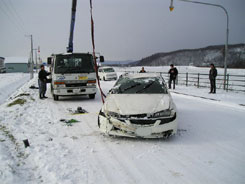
[[98, 113, 177, 138]]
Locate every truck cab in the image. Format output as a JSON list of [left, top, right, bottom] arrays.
[[48, 53, 101, 101]]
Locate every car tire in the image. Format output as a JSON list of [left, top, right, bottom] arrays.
[[89, 94, 95, 99], [103, 77, 106, 81], [53, 94, 59, 101], [98, 115, 101, 128]]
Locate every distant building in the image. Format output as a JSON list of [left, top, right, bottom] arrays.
[[5, 57, 29, 73], [0, 57, 6, 73], [0, 57, 4, 67]]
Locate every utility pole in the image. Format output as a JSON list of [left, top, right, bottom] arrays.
[[38, 46, 41, 65], [35, 49, 37, 72], [30, 35, 34, 79], [33, 48, 38, 73], [25, 34, 34, 79]]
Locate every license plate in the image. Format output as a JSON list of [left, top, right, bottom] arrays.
[[135, 127, 152, 137], [74, 89, 80, 93], [78, 76, 88, 80]]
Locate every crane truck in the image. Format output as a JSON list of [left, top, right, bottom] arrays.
[[47, 0, 104, 101]]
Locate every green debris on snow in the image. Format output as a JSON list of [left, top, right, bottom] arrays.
[[14, 93, 30, 99], [60, 119, 79, 126], [0, 125, 17, 145], [7, 98, 27, 107]]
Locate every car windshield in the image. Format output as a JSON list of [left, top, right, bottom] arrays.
[[111, 77, 168, 94], [54, 54, 95, 74], [103, 68, 115, 73]]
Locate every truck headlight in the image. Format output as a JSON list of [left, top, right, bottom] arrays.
[[54, 81, 65, 88], [87, 80, 96, 86]]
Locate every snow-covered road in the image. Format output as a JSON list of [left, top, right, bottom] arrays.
[[0, 75, 244, 184]]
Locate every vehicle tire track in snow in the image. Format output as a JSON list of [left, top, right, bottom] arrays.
[[73, 114, 139, 184]]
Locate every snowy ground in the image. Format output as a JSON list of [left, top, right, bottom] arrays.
[[0, 71, 245, 184], [0, 73, 29, 104]]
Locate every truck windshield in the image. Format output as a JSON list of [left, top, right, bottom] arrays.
[[54, 54, 95, 74]]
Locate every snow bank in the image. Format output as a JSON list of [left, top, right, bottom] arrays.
[[0, 73, 29, 104]]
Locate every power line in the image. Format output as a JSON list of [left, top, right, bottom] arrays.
[[0, 0, 26, 33], [0, 3, 23, 34], [2, 0, 25, 32], [8, 0, 26, 30]]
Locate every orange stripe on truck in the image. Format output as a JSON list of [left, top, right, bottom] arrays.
[[87, 80, 96, 83], [54, 81, 65, 85]]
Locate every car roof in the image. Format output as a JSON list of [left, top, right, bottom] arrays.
[[121, 72, 162, 79]]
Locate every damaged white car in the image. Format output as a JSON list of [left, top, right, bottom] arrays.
[[98, 73, 177, 138]]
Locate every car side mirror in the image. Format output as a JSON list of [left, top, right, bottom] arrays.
[[47, 57, 52, 65], [100, 56, 104, 62]]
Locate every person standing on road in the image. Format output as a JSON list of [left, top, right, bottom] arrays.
[[38, 65, 51, 99], [209, 63, 217, 94], [168, 64, 178, 89]]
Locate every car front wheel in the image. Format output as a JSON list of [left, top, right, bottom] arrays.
[[98, 116, 101, 128]]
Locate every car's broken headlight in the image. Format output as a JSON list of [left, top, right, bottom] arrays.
[[106, 111, 121, 118], [152, 109, 173, 118]]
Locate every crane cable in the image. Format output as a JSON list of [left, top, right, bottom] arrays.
[[90, 0, 106, 103]]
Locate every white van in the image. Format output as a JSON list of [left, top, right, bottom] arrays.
[[98, 66, 117, 81]]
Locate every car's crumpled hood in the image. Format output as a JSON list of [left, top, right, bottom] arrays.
[[104, 94, 170, 115]]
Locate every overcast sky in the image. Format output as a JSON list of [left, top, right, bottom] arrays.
[[0, 0, 244, 61]]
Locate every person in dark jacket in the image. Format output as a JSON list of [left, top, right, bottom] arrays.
[[168, 64, 178, 89], [139, 67, 146, 73], [38, 65, 51, 99], [209, 63, 217, 94]]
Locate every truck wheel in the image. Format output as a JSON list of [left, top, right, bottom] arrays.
[[103, 77, 106, 81], [51, 84, 53, 93], [53, 94, 59, 101], [89, 94, 95, 99]]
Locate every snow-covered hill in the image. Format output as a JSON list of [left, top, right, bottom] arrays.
[[135, 44, 245, 68]]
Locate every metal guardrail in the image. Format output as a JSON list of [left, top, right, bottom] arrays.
[[123, 70, 245, 93]]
